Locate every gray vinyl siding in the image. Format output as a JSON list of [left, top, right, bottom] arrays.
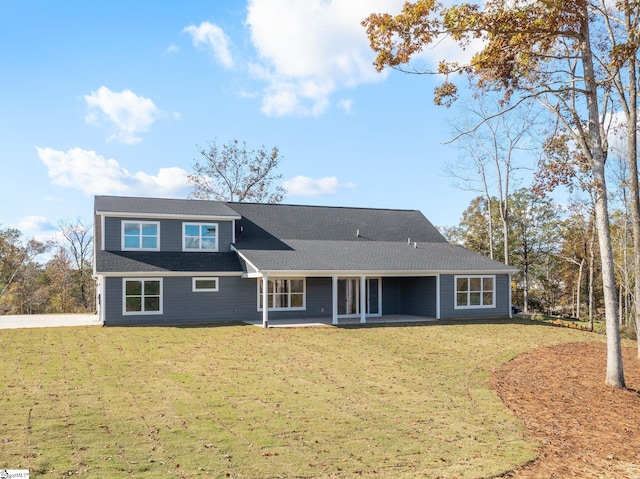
[[104, 275, 254, 326], [400, 277, 437, 317], [439, 274, 511, 319], [103, 276, 334, 326], [102, 273, 511, 326], [298, 277, 332, 318], [381, 277, 437, 317], [102, 217, 234, 252], [94, 215, 102, 251], [382, 278, 401, 315]]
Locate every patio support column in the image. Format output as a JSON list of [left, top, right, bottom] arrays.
[[436, 275, 441, 319], [360, 275, 366, 323], [332, 275, 338, 325], [262, 273, 269, 328]]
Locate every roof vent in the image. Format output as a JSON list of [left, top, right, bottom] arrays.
[[407, 237, 411, 245], [356, 229, 361, 237], [414, 241, 417, 249]]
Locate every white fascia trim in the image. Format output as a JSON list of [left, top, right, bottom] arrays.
[[232, 219, 236, 244], [242, 270, 440, 278], [240, 269, 513, 278], [98, 271, 243, 278], [97, 211, 241, 221], [425, 269, 515, 276], [230, 246, 261, 275]]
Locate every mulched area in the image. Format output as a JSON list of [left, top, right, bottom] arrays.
[[492, 342, 640, 478]]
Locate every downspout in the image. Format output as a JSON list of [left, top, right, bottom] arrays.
[[436, 275, 440, 320], [360, 275, 367, 324], [332, 275, 338, 325], [262, 273, 269, 328], [508, 273, 513, 319]]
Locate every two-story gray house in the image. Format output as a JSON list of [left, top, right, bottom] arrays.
[[93, 195, 516, 326]]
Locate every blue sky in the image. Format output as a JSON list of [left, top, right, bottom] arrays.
[[0, 0, 486, 246]]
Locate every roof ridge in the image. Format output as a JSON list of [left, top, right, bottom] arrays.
[[96, 195, 222, 203], [226, 201, 420, 213]]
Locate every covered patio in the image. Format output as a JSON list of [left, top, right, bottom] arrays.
[[243, 314, 438, 328]]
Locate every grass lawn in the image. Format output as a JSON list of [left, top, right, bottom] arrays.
[[0, 318, 602, 478]]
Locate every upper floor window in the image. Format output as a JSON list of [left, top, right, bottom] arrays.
[[455, 275, 495, 309], [122, 221, 159, 250], [183, 223, 218, 251]]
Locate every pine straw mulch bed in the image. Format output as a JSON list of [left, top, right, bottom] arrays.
[[492, 342, 640, 479]]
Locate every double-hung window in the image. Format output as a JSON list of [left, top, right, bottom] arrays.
[[455, 275, 495, 308], [183, 223, 218, 251], [258, 278, 305, 310], [122, 221, 159, 250], [123, 278, 162, 314]]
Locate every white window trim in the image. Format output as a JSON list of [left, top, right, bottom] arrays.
[[122, 278, 163, 315], [182, 222, 219, 252], [454, 274, 496, 309], [121, 221, 160, 251], [192, 277, 219, 292], [257, 278, 306, 311]]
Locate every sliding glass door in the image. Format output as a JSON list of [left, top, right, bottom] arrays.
[[337, 278, 380, 317]]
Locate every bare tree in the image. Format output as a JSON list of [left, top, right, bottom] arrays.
[[188, 139, 285, 203], [445, 98, 537, 264], [57, 219, 94, 310]]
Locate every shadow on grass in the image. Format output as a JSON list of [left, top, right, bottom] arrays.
[[107, 315, 591, 333], [110, 320, 251, 329], [336, 316, 569, 330]]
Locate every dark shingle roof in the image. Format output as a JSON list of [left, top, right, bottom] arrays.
[[233, 239, 515, 273], [95, 195, 240, 218], [227, 202, 447, 242], [227, 203, 513, 273], [95, 251, 242, 273], [93, 197, 513, 275]]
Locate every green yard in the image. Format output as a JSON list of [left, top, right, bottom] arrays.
[[0, 319, 600, 478]]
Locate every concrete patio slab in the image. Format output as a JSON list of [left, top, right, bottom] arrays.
[[244, 315, 437, 328]]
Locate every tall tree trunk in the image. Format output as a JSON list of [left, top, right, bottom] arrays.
[[589, 226, 595, 331], [625, 21, 640, 358], [581, 14, 626, 387], [577, 258, 584, 319], [483, 189, 495, 260], [500, 197, 509, 266]]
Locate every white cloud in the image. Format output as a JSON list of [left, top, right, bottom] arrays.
[[166, 44, 180, 53], [84, 86, 160, 144], [9, 216, 58, 250], [14, 216, 54, 233], [283, 175, 355, 196], [337, 99, 353, 113], [184, 21, 234, 68], [36, 147, 189, 198], [245, 0, 403, 116]]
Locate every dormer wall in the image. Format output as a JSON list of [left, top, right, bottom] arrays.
[[100, 216, 235, 252]]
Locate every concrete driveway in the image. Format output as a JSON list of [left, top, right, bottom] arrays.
[[0, 314, 102, 329]]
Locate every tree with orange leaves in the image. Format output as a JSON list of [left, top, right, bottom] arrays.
[[363, 0, 630, 388]]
